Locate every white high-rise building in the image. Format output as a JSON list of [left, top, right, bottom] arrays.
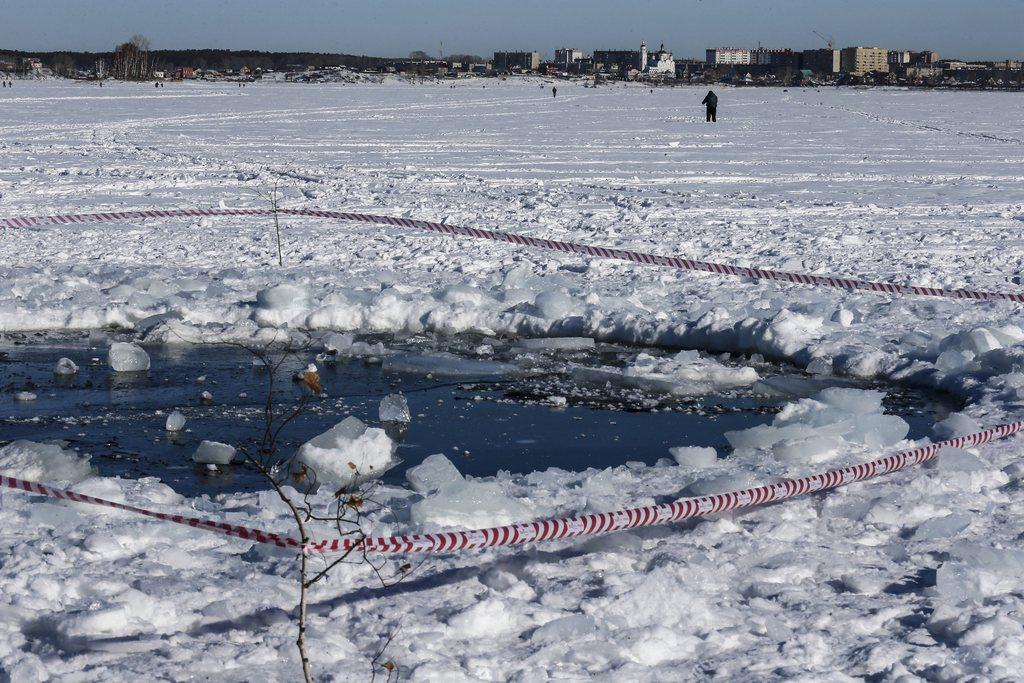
[[706, 48, 752, 66]]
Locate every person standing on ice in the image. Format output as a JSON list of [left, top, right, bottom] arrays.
[[552, 86, 557, 98], [702, 90, 718, 122]]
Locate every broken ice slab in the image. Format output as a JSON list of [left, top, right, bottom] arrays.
[[382, 352, 517, 377], [379, 393, 411, 423], [515, 337, 596, 352]]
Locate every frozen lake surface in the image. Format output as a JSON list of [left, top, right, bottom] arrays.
[[2, 79, 1024, 681]]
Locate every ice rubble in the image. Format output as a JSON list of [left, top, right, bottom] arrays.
[[574, 350, 759, 396], [320, 331, 388, 358], [294, 416, 397, 488], [406, 453, 530, 528], [725, 387, 909, 464], [0, 440, 93, 484], [107, 342, 150, 372]]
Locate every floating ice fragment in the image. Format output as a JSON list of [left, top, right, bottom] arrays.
[[192, 441, 235, 465], [379, 393, 410, 423], [165, 411, 186, 432], [54, 357, 79, 375], [107, 342, 150, 372], [517, 337, 595, 351], [383, 352, 515, 377], [14, 391, 37, 402]]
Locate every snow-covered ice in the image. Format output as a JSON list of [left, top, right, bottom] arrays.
[[2, 79, 1024, 680], [293, 415, 397, 487], [191, 440, 236, 465]]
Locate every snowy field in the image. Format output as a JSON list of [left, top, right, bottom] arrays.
[[2, 79, 1024, 680]]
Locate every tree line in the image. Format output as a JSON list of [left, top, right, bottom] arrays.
[[1, 46, 401, 76]]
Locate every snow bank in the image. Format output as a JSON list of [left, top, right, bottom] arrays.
[[0, 440, 93, 484]]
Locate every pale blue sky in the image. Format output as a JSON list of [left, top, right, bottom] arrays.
[[2, 0, 1021, 60]]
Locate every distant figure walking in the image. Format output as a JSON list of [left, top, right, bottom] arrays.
[[552, 86, 557, 98], [702, 90, 718, 122]]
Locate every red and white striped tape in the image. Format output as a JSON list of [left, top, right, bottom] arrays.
[[4, 419, 1022, 554], [2, 207, 1022, 303]]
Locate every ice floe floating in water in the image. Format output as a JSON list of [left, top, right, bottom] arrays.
[[165, 410, 186, 432], [53, 357, 78, 375], [192, 440, 236, 465], [379, 393, 411, 423], [107, 342, 150, 372]]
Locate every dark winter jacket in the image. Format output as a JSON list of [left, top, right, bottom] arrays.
[[702, 91, 718, 108]]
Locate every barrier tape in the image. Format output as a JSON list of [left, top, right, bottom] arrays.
[[4, 419, 1023, 554], [2, 207, 1023, 303]]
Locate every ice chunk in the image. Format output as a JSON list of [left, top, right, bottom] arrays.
[[107, 342, 150, 372], [533, 289, 575, 319], [254, 283, 312, 326], [322, 332, 355, 353], [936, 542, 1024, 603], [517, 337, 595, 351], [408, 454, 529, 528], [54, 357, 78, 375], [939, 328, 1003, 356], [0, 440, 93, 483], [816, 387, 883, 414], [294, 416, 397, 488], [682, 472, 759, 497], [411, 480, 530, 528], [14, 391, 37, 401], [406, 453, 464, 494], [576, 350, 758, 397], [914, 512, 972, 540], [669, 446, 718, 468], [378, 393, 410, 423], [937, 446, 986, 473], [165, 410, 186, 432], [933, 413, 981, 441], [383, 352, 515, 377], [772, 435, 845, 464], [726, 387, 909, 462], [192, 441, 236, 465]]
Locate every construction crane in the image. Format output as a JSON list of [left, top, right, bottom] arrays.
[[813, 31, 835, 50]]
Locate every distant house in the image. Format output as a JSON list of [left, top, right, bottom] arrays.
[[174, 66, 196, 80]]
